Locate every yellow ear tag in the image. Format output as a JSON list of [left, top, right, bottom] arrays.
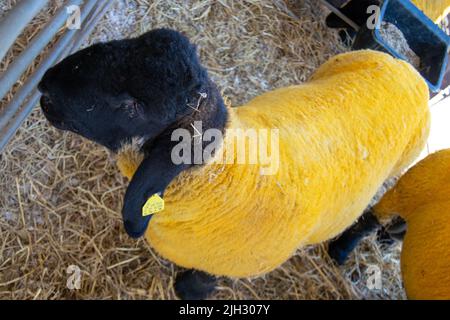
[[142, 194, 165, 217]]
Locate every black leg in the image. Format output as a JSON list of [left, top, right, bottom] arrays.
[[174, 269, 217, 300], [328, 208, 381, 265]]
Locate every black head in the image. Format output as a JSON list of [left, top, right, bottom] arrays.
[[38, 28, 209, 151], [38, 28, 229, 239]]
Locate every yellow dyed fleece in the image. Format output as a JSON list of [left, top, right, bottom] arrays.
[[117, 50, 430, 278], [413, 0, 450, 23], [374, 149, 450, 300]]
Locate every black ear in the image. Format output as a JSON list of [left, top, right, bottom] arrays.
[[121, 135, 190, 238]]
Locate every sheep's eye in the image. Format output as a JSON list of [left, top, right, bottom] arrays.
[[120, 99, 141, 118]]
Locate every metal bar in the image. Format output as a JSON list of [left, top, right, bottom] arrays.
[[320, 0, 360, 31], [0, 0, 49, 62], [0, 0, 97, 134], [0, 90, 41, 152], [0, 0, 115, 152], [0, 0, 84, 102]]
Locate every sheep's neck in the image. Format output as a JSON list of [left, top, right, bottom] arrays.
[[116, 83, 231, 180], [116, 108, 237, 181]]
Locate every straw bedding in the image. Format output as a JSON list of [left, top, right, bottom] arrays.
[[0, 0, 406, 299]]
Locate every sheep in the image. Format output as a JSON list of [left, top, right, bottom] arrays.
[[329, 149, 450, 299], [38, 29, 430, 299]]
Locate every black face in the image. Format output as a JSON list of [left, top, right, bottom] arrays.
[[38, 28, 208, 151]]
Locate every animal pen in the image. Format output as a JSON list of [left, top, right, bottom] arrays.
[[0, 0, 449, 300]]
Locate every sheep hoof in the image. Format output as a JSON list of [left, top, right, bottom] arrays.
[[174, 269, 217, 300]]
